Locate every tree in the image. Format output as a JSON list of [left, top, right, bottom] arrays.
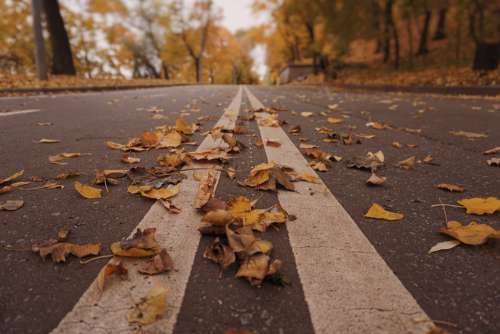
[[468, 0, 500, 70], [42, 0, 76, 75], [173, 0, 219, 83], [416, 0, 432, 55]]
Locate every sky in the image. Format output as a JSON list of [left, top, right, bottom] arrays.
[[213, 0, 268, 79]]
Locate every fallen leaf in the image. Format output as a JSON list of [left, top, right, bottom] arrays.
[[435, 183, 464, 192], [428, 240, 461, 254], [0, 200, 24, 211], [457, 197, 500, 215], [33, 242, 100, 263], [121, 154, 141, 164], [188, 149, 229, 161], [57, 228, 69, 241], [55, 171, 81, 180], [175, 117, 195, 135], [397, 156, 416, 170], [111, 228, 161, 257], [157, 151, 187, 168], [128, 286, 168, 325], [327, 117, 343, 124], [38, 138, 60, 144], [204, 237, 236, 271], [0, 181, 30, 194], [195, 170, 216, 209], [158, 130, 182, 148], [226, 167, 236, 179], [450, 130, 487, 139], [289, 125, 301, 134], [487, 158, 500, 166], [139, 249, 174, 275], [346, 151, 384, 172], [300, 112, 313, 117], [159, 199, 181, 214], [366, 173, 386, 186], [49, 153, 87, 165], [484, 146, 500, 155], [0, 170, 24, 185], [366, 121, 388, 130], [440, 221, 500, 245], [74, 181, 102, 199], [140, 185, 180, 200], [265, 139, 281, 147], [364, 203, 404, 221], [258, 115, 280, 127], [309, 160, 329, 172], [97, 258, 128, 291], [392, 141, 402, 149]]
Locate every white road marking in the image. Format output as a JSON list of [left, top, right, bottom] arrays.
[[244, 86, 434, 334], [51, 87, 243, 334], [0, 109, 41, 117]]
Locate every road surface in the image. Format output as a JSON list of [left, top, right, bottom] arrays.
[[0, 85, 499, 334]]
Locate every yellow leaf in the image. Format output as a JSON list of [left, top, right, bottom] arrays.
[[227, 196, 253, 215], [175, 117, 194, 135], [195, 170, 216, 209], [38, 138, 60, 144], [96, 259, 128, 292], [140, 185, 180, 200], [74, 181, 102, 199], [364, 203, 404, 221], [457, 197, 500, 215], [159, 130, 182, 148], [300, 112, 313, 117], [128, 286, 168, 325], [327, 117, 343, 124], [449, 130, 487, 139], [0, 170, 24, 185], [440, 221, 500, 245]]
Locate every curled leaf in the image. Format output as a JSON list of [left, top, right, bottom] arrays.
[[204, 237, 236, 270], [74, 181, 102, 199], [97, 259, 128, 291], [435, 183, 464, 193], [139, 249, 174, 275]]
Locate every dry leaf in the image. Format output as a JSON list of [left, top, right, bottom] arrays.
[[440, 221, 500, 245], [74, 181, 102, 199], [484, 147, 500, 155], [366, 173, 386, 186], [0, 200, 24, 211], [195, 170, 216, 209], [55, 171, 80, 180], [111, 228, 161, 257], [423, 155, 433, 164], [327, 117, 343, 124], [265, 139, 281, 147], [457, 197, 500, 215], [236, 254, 270, 285], [97, 258, 128, 291], [347, 151, 384, 172], [57, 228, 69, 241], [204, 237, 236, 270], [365, 203, 404, 221], [33, 242, 100, 263], [139, 185, 180, 200], [121, 154, 141, 164], [159, 199, 181, 214], [38, 138, 60, 144], [202, 209, 234, 226], [300, 112, 313, 117], [158, 130, 182, 148], [175, 117, 195, 135], [435, 183, 464, 192], [139, 249, 174, 275], [428, 240, 461, 254], [49, 152, 87, 165], [188, 149, 229, 161], [392, 141, 402, 149], [309, 160, 329, 172], [449, 130, 487, 139], [487, 158, 500, 166], [0, 170, 24, 185], [289, 125, 301, 134], [366, 121, 387, 130], [397, 156, 416, 170], [128, 286, 168, 325], [0, 181, 30, 194]]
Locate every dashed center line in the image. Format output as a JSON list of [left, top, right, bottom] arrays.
[[0, 109, 41, 117]]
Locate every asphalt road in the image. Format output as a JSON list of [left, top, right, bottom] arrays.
[[0, 85, 499, 334]]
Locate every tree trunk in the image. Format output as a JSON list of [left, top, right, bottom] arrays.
[[195, 57, 202, 83], [433, 8, 447, 40], [406, 14, 414, 66], [43, 0, 76, 75], [392, 17, 400, 69], [473, 42, 499, 71], [31, 0, 48, 80], [416, 8, 432, 55], [383, 0, 394, 63]]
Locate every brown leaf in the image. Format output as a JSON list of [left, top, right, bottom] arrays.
[[38, 138, 60, 144], [188, 149, 229, 162], [97, 258, 128, 291], [435, 183, 464, 193], [487, 158, 500, 166], [309, 160, 329, 172], [366, 173, 386, 186], [397, 156, 416, 170], [33, 242, 101, 263], [55, 171, 81, 180], [204, 237, 236, 270], [175, 117, 195, 135], [449, 130, 487, 139], [121, 154, 141, 164], [159, 199, 181, 214], [392, 141, 402, 149], [0, 170, 24, 185], [195, 169, 216, 209], [0, 200, 24, 211], [265, 139, 281, 147], [111, 228, 161, 257], [139, 249, 174, 275], [289, 125, 301, 134], [0, 181, 30, 194], [484, 146, 500, 155], [57, 228, 69, 241], [49, 153, 87, 165]]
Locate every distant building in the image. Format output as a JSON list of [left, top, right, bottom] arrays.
[[278, 64, 316, 84]]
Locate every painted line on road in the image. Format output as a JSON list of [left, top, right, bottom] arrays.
[[244, 86, 434, 334], [51, 87, 243, 334], [0, 109, 41, 117]]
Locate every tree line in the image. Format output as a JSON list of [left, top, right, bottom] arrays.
[[254, 0, 499, 82], [0, 0, 259, 84]]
